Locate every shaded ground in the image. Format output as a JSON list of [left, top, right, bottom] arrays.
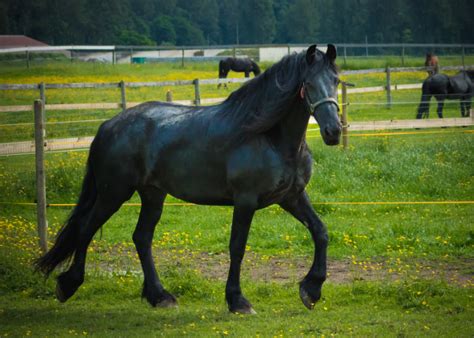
[[88, 243, 474, 287]]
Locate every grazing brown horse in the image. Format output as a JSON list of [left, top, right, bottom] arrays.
[[425, 53, 439, 76]]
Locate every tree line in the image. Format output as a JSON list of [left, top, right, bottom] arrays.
[[1, 0, 473, 46]]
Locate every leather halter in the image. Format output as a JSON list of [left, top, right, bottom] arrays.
[[301, 83, 340, 114]]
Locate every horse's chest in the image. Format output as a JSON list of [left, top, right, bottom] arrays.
[[261, 154, 312, 205]]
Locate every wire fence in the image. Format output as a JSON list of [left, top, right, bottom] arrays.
[[1, 43, 474, 67]]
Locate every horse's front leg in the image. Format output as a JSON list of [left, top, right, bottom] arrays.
[[280, 191, 328, 310], [437, 99, 445, 118], [226, 195, 257, 314], [460, 100, 466, 117]]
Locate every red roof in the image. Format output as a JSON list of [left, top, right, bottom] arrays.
[[0, 35, 48, 48]]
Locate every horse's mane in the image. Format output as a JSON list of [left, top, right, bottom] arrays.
[[219, 50, 334, 142]]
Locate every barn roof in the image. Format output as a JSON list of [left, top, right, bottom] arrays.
[[0, 35, 48, 49]]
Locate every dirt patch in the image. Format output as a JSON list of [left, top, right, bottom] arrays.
[[87, 244, 474, 287]]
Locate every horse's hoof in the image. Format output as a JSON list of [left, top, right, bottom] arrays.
[[55, 283, 67, 303], [231, 307, 257, 315], [156, 297, 178, 308], [299, 286, 315, 310], [299, 283, 321, 310], [149, 290, 178, 308], [55, 272, 81, 303], [227, 294, 256, 315]]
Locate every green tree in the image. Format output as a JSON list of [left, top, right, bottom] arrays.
[[172, 16, 206, 46], [116, 30, 155, 45], [218, 0, 239, 44], [281, 0, 320, 43], [239, 0, 276, 43], [178, 0, 220, 44], [151, 15, 176, 45]]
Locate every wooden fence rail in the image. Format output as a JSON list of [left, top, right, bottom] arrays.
[[2, 116, 472, 156], [1, 65, 472, 114]]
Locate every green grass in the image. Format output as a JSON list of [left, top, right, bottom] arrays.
[[1, 134, 473, 336], [0, 58, 473, 336], [1, 274, 472, 337], [0, 69, 469, 143], [1, 130, 473, 259]]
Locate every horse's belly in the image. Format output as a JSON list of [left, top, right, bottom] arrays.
[[149, 147, 232, 205], [165, 172, 232, 205]]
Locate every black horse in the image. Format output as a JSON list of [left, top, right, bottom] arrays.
[[35, 45, 342, 314], [218, 57, 261, 88], [416, 71, 473, 119]]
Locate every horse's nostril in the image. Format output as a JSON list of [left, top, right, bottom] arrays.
[[325, 126, 341, 137]]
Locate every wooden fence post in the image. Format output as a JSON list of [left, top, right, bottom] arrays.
[[386, 66, 392, 109], [166, 90, 173, 102], [341, 83, 349, 150], [181, 49, 185, 68], [39, 82, 46, 133], [34, 99, 48, 253], [193, 79, 201, 106], [119, 81, 127, 111]]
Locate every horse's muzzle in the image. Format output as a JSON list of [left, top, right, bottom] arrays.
[[321, 124, 342, 145]]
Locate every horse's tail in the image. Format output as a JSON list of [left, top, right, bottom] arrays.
[[34, 157, 97, 277], [416, 80, 431, 119], [252, 61, 261, 76]]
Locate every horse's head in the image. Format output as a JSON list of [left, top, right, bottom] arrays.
[[301, 44, 341, 145], [252, 61, 261, 76]]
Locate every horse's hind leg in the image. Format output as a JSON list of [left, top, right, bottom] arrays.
[[56, 192, 130, 302], [416, 94, 430, 119], [133, 187, 176, 307]]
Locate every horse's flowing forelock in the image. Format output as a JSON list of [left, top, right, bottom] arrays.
[[220, 52, 308, 138]]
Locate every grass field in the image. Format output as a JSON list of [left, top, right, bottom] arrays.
[[0, 57, 473, 336], [1, 56, 473, 142], [1, 129, 473, 336]]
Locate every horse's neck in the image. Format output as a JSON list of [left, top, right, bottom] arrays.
[[275, 99, 310, 155]]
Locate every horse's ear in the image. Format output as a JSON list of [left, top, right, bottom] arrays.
[[306, 44, 317, 65], [326, 44, 337, 62]]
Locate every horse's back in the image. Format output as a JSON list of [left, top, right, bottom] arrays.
[[90, 102, 205, 184], [90, 101, 239, 200], [423, 74, 449, 94], [446, 73, 472, 96]]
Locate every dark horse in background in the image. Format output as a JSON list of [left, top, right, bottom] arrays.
[[416, 70, 473, 119], [218, 57, 261, 88], [35, 45, 342, 314]]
